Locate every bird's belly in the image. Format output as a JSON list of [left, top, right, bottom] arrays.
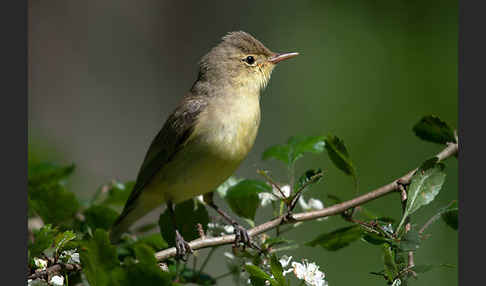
[[146, 142, 245, 204]]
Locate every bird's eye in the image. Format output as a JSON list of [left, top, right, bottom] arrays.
[[243, 56, 255, 65]]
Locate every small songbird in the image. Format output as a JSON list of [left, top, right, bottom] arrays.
[[110, 31, 298, 256]]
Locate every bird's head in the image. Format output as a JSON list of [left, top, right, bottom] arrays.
[[198, 31, 298, 92]]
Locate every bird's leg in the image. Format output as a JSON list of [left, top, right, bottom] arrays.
[[206, 199, 260, 251], [168, 201, 193, 260]]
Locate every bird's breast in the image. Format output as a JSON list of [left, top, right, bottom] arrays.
[[194, 93, 261, 162]]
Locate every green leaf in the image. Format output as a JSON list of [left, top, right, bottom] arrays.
[[270, 255, 286, 286], [295, 169, 324, 192], [262, 136, 325, 166], [412, 115, 456, 144], [136, 233, 168, 251], [245, 264, 272, 280], [397, 162, 447, 232], [80, 229, 124, 286], [158, 199, 209, 247], [361, 233, 394, 246], [287, 136, 326, 161], [84, 205, 120, 230], [225, 179, 271, 220], [383, 244, 399, 282], [53, 230, 76, 255], [324, 134, 357, 184], [28, 162, 75, 186], [215, 176, 243, 199], [29, 225, 57, 259], [262, 145, 292, 165], [441, 201, 458, 230], [306, 225, 363, 251], [398, 229, 421, 252], [29, 184, 79, 226], [248, 276, 267, 286], [122, 243, 173, 286]]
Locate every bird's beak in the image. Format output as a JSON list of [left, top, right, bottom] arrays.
[[268, 52, 299, 64]]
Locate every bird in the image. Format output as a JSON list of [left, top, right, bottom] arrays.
[[109, 31, 298, 257]]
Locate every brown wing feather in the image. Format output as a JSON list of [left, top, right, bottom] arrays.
[[113, 94, 207, 227]]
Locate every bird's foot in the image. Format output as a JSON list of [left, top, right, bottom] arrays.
[[175, 230, 193, 261], [233, 223, 260, 251]]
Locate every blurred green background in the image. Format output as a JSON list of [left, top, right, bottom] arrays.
[[28, 0, 458, 285]]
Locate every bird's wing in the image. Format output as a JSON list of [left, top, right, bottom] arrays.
[[120, 95, 207, 214]]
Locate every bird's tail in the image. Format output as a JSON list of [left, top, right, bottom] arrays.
[[110, 195, 164, 243], [109, 209, 135, 244]]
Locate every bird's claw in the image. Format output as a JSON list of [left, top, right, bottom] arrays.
[[175, 230, 192, 261], [233, 223, 260, 251]]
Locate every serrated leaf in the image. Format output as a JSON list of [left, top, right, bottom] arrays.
[[383, 244, 398, 282], [324, 135, 357, 183], [306, 225, 363, 251], [53, 230, 76, 255], [225, 179, 271, 220], [412, 115, 456, 144], [397, 162, 446, 232], [441, 201, 458, 230], [29, 225, 57, 259], [158, 199, 209, 247], [263, 136, 325, 166], [29, 183, 79, 226], [84, 205, 120, 230], [295, 169, 324, 192], [287, 135, 326, 161]]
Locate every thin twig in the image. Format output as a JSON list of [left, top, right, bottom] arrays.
[[155, 142, 458, 261]]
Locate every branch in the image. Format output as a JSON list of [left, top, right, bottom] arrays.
[[155, 141, 458, 261], [27, 263, 81, 280]]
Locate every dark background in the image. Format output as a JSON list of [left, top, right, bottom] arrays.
[[28, 0, 458, 285]]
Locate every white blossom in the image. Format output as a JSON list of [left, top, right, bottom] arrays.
[[207, 222, 234, 236], [33, 257, 48, 270], [287, 260, 328, 286], [59, 249, 80, 264], [258, 192, 276, 207], [49, 275, 64, 286], [299, 196, 324, 211], [273, 185, 291, 199], [196, 195, 205, 204], [279, 255, 292, 268], [223, 224, 234, 234]]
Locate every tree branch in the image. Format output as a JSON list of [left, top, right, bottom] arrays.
[[155, 141, 458, 261]]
